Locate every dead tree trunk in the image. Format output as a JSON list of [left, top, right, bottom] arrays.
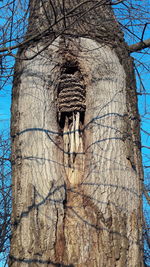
[[10, 1, 144, 266]]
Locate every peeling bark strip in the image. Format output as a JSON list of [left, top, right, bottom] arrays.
[[10, 1, 144, 266]]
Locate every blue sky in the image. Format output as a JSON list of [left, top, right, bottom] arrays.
[[0, 87, 11, 133]]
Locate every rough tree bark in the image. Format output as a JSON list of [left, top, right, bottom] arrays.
[[10, 1, 144, 266]]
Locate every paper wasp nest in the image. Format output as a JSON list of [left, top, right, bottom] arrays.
[[57, 63, 86, 113]]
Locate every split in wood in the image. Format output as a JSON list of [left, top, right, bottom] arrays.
[[57, 61, 86, 185], [63, 112, 84, 185]]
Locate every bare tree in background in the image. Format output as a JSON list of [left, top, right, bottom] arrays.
[[0, 133, 11, 265], [0, 0, 150, 266]]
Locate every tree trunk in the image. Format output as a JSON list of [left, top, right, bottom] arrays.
[[10, 1, 144, 266]]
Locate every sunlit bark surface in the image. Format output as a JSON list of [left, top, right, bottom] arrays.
[[10, 0, 143, 266], [10, 36, 143, 266]]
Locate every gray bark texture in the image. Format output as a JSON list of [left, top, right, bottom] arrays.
[[10, 1, 144, 266]]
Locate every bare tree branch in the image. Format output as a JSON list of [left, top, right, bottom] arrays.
[[143, 186, 150, 205], [129, 38, 150, 53]]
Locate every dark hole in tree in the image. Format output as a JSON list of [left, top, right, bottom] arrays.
[[58, 112, 66, 129], [80, 112, 85, 125], [64, 66, 78, 74], [62, 62, 79, 75]]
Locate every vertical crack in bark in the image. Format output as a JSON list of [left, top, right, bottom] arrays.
[[54, 182, 68, 263], [58, 60, 85, 186], [54, 43, 87, 263]]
